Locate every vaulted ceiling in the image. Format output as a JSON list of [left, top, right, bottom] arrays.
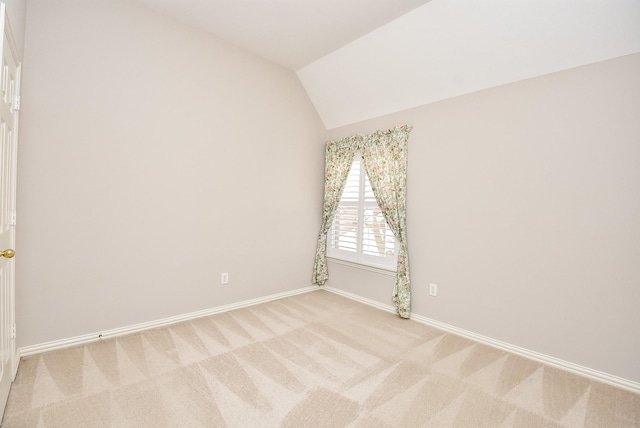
[[138, 0, 640, 129], [137, 0, 431, 70]]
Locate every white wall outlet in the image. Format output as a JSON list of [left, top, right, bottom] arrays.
[[221, 273, 229, 285], [429, 283, 438, 297]]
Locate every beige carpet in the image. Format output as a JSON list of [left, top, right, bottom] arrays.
[[2, 290, 639, 427]]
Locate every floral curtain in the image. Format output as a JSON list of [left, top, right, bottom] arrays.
[[312, 125, 412, 319], [361, 125, 412, 318], [311, 140, 357, 286]]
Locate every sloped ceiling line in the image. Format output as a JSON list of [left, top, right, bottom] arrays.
[[137, 0, 640, 130]]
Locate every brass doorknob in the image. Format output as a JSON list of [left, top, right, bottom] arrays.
[[0, 249, 15, 258]]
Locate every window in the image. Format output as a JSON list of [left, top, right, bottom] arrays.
[[328, 154, 397, 269]]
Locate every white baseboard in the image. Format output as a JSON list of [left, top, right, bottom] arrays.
[[324, 286, 640, 395], [19, 286, 317, 357]]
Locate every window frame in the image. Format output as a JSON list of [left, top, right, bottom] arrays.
[[327, 153, 398, 271]]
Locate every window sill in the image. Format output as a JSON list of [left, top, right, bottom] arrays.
[[326, 257, 396, 277]]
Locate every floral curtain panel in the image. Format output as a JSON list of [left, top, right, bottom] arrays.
[[361, 126, 411, 318], [311, 141, 357, 286], [312, 125, 412, 318]]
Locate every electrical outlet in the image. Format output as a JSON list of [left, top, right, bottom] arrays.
[[429, 283, 438, 297], [221, 273, 229, 285]]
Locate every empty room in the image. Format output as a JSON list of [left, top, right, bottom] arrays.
[[0, 0, 639, 426]]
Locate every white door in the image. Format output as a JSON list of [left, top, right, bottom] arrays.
[[0, 3, 20, 419]]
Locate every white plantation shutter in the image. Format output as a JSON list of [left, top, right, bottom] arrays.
[[328, 154, 397, 269], [362, 173, 396, 259], [329, 159, 360, 253]]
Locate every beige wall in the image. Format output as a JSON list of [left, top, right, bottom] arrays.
[[16, 0, 325, 347], [325, 53, 640, 383]]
